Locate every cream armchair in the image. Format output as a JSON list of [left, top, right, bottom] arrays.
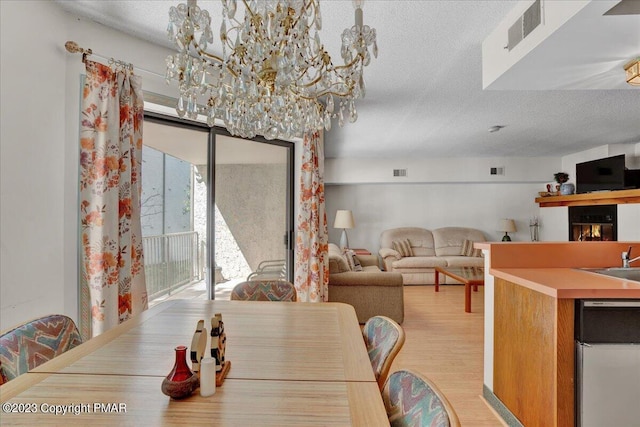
[[327, 243, 404, 324]]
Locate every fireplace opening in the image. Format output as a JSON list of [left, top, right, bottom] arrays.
[[568, 205, 617, 241]]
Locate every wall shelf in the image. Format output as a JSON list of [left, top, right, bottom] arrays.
[[535, 189, 640, 207]]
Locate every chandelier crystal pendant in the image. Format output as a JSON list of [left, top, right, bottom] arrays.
[[165, 0, 377, 140]]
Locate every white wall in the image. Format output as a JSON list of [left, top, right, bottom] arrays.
[[1, 1, 70, 330], [619, 204, 640, 241], [325, 157, 559, 250], [0, 2, 305, 331], [538, 206, 569, 241], [326, 156, 558, 184]]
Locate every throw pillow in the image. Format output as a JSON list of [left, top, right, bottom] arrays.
[[343, 252, 355, 271], [461, 239, 481, 257], [351, 252, 363, 272], [343, 249, 363, 272], [392, 239, 414, 257], [330, 254, 351, 273]]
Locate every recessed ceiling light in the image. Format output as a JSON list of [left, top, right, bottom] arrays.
[[488, 125, 505, 133]]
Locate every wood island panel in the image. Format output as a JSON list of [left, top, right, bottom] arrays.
[[493, 278, 574, 427]]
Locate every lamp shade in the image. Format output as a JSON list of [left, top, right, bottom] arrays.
[[497, 219, 517, 233], [334, 210, 355, 229]]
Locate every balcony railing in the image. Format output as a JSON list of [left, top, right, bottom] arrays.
[[143, 231, 201, 301]]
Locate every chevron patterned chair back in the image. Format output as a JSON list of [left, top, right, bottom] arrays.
[[0, 314, 82, 383], [382, 369, 461, 427], [230, 280, 297, 302], [362, 315, 405, 390]]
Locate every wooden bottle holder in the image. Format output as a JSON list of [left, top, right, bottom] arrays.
[[190, 315, 231, 387]]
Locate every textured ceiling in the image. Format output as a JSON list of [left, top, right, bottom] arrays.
[[55, 0, 640, 159]]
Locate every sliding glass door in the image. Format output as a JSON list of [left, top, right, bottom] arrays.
[[140, 112, 293, 302], [212, 134, 294, 296]]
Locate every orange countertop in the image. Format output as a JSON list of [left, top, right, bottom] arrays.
[[490, 268, 640, 299], [477, 241, 640, 299]]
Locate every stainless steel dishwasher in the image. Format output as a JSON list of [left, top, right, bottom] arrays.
[[575, 300, 640, 427]]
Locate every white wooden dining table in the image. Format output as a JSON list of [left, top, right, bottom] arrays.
[[0, 299, 388, 426]]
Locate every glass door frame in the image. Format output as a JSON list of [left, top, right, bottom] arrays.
[[144, 111, 295, 300]]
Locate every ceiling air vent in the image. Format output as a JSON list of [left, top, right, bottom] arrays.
[[393, 169, 408, 177], [507, 0, 541, 51]]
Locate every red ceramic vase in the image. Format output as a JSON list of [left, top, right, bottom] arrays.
[[161, 345, 199, 399]]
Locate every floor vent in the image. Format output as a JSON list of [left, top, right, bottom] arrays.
[[393, 169, 408, 177], [507, 0, 541, 51]]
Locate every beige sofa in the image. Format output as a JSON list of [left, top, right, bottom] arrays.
[[327, 243, 404, 324], [379, 227, 485, 285]]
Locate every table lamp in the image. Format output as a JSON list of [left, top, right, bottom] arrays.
[[498, 219, 517, 241], [334, 210, 355, 250]]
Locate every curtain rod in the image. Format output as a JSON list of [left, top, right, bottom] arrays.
[[64, 40, 165, 78]]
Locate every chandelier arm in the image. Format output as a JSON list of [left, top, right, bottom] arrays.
[[194, 48, 224, 64], [295, 89, 353, 100], [192, 45, 240, 79], [297, 73, 324, 88], [291, 55, 361, 90], [332, 54, 364, 71], [289, 49, 329, 84]]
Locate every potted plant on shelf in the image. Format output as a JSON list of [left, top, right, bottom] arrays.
[[554, 172, 574, 195]]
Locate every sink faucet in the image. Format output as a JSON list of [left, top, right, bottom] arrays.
[[622, 246, 640, 268]]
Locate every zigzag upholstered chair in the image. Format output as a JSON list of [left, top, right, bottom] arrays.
[[0, 314, 83, 383], [362, 315, 405, 389], [230, 279, 297, 302], [382, 369, 461, 427]]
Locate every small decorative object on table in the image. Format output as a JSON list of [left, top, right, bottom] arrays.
[[211, 313, 231, 386], [199, 357, 216, 397], [190, 319, 207, 374], [538, 184, 554, 197], [529, 216, 540, 242], [497, 218, 517, 242], [554, 172, 575, 195], [161, 345, 200, 399]]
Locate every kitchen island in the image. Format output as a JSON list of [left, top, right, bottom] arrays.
[[475, 242, 640, 427]]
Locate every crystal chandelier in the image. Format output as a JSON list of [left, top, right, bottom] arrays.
[[165, 0, 377, 140]]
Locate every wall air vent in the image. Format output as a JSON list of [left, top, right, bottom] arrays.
[[507, 0, 542, 51], [393, 169, 408, 177]]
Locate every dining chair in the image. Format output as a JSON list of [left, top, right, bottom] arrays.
[[382, 369, 461, 427], [0, 314, 83, 382], [230, 279, 297, 302], [362, 315, 405, 389]]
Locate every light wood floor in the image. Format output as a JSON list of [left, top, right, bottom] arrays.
[[155, 281, 504, 425], [393, 285, 503, 426]]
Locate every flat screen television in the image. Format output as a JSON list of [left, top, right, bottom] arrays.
[[576, 154, 626, 193]]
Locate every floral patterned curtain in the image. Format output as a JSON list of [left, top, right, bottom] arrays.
[[79, 60, 147, 337], [294, 131, 329, 302]]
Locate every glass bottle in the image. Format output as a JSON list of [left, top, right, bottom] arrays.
[[161, 345, 199, 399]]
